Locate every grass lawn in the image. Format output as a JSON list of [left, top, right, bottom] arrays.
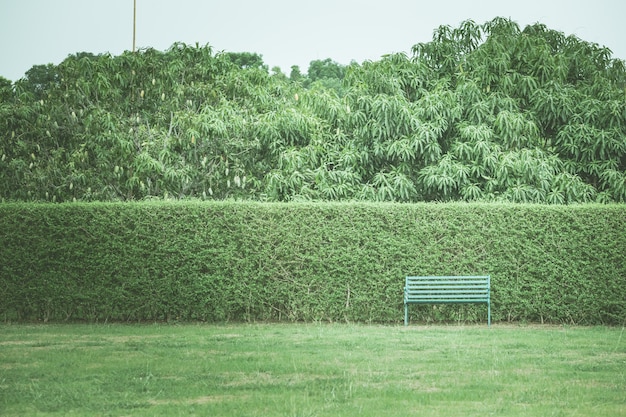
[[0, 323, 624, 416]]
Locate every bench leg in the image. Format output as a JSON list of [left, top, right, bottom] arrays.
[[404, 304, 408, 326], [488, 301, 491, 327]]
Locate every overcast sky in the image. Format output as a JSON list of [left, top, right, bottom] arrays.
[[1, 0, 625, 82]]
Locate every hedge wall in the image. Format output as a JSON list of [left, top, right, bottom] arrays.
[[1, 201, 624, 324]]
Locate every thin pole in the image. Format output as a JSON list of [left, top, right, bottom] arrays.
[[132, 0, 137, 52]]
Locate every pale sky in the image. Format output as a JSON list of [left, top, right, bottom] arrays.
[[1, 0, 625, 82]]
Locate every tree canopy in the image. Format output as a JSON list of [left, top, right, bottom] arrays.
[[1, 18, 625, 203]]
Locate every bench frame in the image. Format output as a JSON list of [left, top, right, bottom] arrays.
[[404, 275, 491, 326]]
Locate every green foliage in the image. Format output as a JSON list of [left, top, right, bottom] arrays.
[[1, 202, 624, 324], [307, 58, 346, 82], [1, 18, 625, 204], [0, 76, 13, 102], [223, 51, 266, 69]]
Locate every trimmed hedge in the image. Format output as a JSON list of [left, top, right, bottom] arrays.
[[0, 201, 624, 324]]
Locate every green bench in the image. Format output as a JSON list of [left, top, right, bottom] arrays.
[[404, 275, 491, 326]]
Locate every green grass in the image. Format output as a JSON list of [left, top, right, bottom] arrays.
[[0, 324, 624, 416]]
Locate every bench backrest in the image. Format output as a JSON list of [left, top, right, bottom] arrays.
[[404, 275, 490, 304]]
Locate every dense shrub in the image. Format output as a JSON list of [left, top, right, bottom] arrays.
[[1, 201, 624, 324]]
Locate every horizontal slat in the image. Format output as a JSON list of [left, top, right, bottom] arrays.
[[406, 281, 489, 287], [406, 295, 489, 301], [406, 276, 489, 280], [405, 276, 490, 281], [406, 286, 488, 290], [407, 294, 487, 298], [406, 294, 488, 299], [406, 285, 487, 290], [407, 291, 487, 294], [406, 297, 488, 303], [406, 281, 487, 284], [406, 287, 488, 291], [406, 292, 488, 297], [406, 290, 487, 293], [406, 300, 488, 304]]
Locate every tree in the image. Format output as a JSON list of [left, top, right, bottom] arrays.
[[223, 52, 266, 70], [16, 63, 60, 99], [289, 65, 303, 82], [307, 58, 346, 82], [1, 19, 625, 204], [0, 76, 12, 102]]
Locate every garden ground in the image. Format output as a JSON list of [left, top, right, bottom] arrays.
[[0, 323, 624, 416]]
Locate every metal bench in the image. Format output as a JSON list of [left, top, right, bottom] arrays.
[[404, 275, 491, 326]]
